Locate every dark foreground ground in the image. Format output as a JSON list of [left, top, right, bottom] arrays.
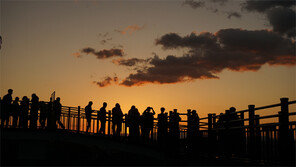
[[0, 128, 289, 166]]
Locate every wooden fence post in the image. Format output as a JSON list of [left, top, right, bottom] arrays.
[[240, 111, 246, 153], [124, 114, 128, 137], [108, 110, 111, 136], [255, 114, 261, 160], [187, 109, 191, 138], [279, 97, 289, 163], [97, 111, 99, 133], [77, 106, 80, 133], [68, 107, 71, 130], [248, 105, 255, 159]]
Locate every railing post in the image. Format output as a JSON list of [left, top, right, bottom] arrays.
[[108, 110, 111, 136], [124, 114, 128, 137], [248, 105, 255, 159], [77, 106, 80, 133], [97, 111, 99, 133], [187, 109, 191, 138], [240, 111, 246, 153], [208, 114, 213, 131], [279, 97, 290, 163], [68, 107, 71, 130], [255, 114, 261, 160]]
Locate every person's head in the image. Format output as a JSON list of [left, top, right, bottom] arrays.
[[22, 96, 28, 101], [103, 102, 107, 108], [56, 97, 60, 102], [192, 110, 196, 114], [161, 107, 165, 113], [229, 107, 236, 113], [173, 109, 177, 113], [131, 105, 135, 110], [115, 103, 120, 108], [89, 101, 93, 106], [15, 97, 19, 102], [8, 89, 13, 95], [32, 93, 36, 98]]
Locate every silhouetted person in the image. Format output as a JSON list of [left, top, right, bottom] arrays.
[[112, 103, 123, 137], [85, 101, 93, 132], [39, 101, 47, 129], [127, 105, 141, 140], [53, 97, 65, 129], [12, 97, 20, 128], [47, 97, 56, 130], [157, 107, 168, 143], [188, 110, 199, 138], [19, 96, 29, 128], [98, 102, 107, 134], [141, 107, 155, 141], [1, 89, 13, 127], [170, 109, 181, 140], [30, 94, 39, 129]]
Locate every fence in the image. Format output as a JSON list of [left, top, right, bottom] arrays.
[[1, 97, 296, 164]]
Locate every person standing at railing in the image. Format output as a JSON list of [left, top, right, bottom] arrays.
[[53, 97, 65, 129], [29, 94, 39, 129], [157, 107, 168, 144], [112, 103, 123, 137], [12, 97, 20, 128], [47, 97, 56, 130], [188, 110, 199, 139], [141, 107, 155, 142], [1, 89, 13, 128], [127, 105, 141, 140], [39, 101, 47, 129], [19, 96, 29, 128], [171, 109, 181, 140], [98, 102, 107, 135], [85, 101, 94, 132]]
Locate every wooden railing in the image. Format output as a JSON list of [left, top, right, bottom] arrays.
[[1, 97, 296, 164]]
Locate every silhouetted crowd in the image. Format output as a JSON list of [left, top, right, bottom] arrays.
[[0, 89, 65, 130], [1, 88, 243, 153]]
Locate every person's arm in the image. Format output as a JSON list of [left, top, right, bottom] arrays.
[[151, 108, 155, 115]]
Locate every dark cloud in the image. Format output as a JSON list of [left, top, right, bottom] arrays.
[[0, 36, 2, 50], [243, 0, 295, 13], [182, 0, 205, 9], [81, 48, 124, 59], [118, 29, 295, 86], [112, 58, 148, 66], [93, 76, 118, 87], [267, 7, 296, 37], [227, 12, 242, 19]]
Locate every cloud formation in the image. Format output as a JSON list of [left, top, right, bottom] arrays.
[[243, 0, 295, 13], [93, 76, 118, 87], [118, 29, 295, 86], [115, 25, 145, 35], [112, 58, 148, 66], [182, 0, 205, 9], [243, 0, 296, 37], [227, 12, 242, 19], [267, 7, 296, 37], [81, 48, 124, 59]]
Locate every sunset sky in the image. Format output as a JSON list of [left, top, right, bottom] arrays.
[[1, 0, 295, 118]]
